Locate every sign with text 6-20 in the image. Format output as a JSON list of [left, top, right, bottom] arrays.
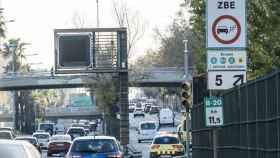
[[204, 96, 224, 127], [208, 71, 246, 90], [207, 0, 246, 48]]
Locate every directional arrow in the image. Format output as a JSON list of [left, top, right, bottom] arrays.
[[233, 74, 244, 86]]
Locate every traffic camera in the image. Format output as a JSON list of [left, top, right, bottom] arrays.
[[181, 81, 192, 112]]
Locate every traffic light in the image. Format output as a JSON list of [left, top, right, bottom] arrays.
[[181, 81, 192, 112]]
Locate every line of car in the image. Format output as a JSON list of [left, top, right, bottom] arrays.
[[0, 121, 125, 158]]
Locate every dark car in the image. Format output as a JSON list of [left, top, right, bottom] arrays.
[[65, 136, 124, 158], [144, 104, 152, 113], [89, 122, 97, 132], [149, 106, 160, 114], [66, 127, 86, 140], [15, 136, 41, 153]]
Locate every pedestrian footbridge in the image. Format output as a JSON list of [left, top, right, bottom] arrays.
[[0, 67, 186, 91]]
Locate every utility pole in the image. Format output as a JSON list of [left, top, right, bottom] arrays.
[[183, 39, 190, 158], [10, 42, 17, 129], [96, 0, 100, 28]]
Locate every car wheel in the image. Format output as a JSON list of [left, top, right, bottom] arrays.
[[138, 139, 141, 143], [47, 153, 52, 157]]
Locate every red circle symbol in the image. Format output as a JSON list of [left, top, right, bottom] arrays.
[[212, 15, 241, 44]]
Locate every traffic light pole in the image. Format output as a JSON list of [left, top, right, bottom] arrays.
[[183, 40, 190, 158]]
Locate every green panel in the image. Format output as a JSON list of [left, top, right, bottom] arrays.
[[70, 95, 95, 107]]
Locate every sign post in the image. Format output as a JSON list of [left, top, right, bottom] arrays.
[[206, 1, 247, 158]]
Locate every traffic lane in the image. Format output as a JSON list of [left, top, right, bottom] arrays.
[[130, 125, 178, 158], [129, 114, 178, 158]]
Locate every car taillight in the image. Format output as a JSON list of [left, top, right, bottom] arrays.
[[48, 143, 55, 149], [108, 154, 124, 158], [151, 144, 160, 149]]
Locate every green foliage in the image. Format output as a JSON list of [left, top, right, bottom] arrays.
[[1, 38, 30, 72], [32, 90, 60, 108], [94, 75, 118, 114], [0, 15, 6, 38], [134, 49, 162, 68]]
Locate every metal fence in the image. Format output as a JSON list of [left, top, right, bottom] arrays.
[[192, 70, 280, 158]]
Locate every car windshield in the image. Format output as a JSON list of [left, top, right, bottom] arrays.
[[153, 136, 179, 144], [33, 134, 49, 139], [71, 139, 117, 153], [68, 129, 84, 134], [141, 123, 156, 130], [0, 144, 28, 158], [72, 124, 84, 128], [0, 128, 12, 131], [0, 132, 11, 139], [39, 124, 53, 131]]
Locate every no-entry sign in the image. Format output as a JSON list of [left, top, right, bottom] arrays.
[[207, 0, 246, 48]]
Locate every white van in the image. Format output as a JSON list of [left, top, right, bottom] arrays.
[[38, 122, 55, 135], [138, 121, 157, 143], [159, 108, 175, 126]]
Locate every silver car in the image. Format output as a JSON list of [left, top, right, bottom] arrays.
[[0, 140, 41, 158]]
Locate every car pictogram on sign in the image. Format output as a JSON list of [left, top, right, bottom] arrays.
[[217, 26, 229, 34]]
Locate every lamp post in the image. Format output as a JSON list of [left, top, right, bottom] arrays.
[[9, 41, 17, 129]]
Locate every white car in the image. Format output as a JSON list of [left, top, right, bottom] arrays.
[[159, 108, 175, 126], [55, 124, 65, 135], [133, 108, 145, 117], [0, 131, 14, 140], [138, 121, 157, 143], [32, 132, 50, 149], [0, 140, 41, 158]]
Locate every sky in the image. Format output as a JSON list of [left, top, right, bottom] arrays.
[[2, 0, 185, 70]]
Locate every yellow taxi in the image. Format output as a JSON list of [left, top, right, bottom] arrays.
[[149, 132, 185, 158]]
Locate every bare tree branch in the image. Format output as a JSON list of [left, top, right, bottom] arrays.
[[69, 11, 86, 28], [111, 0, 146, 57]]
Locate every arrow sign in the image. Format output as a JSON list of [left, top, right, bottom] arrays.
[[233, 74, 244, 86], [208, 71, 246, 90]]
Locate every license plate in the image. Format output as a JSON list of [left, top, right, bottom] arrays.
[[56, 143, 64, 146], [160, 155, 171, 158]]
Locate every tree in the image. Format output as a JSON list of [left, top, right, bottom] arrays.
[[67, 11, 87, 28], [0, 14, 7, 40], [1, 38, 30, 72], [1, 38, 35, 133], [112, 0, 146, 57]]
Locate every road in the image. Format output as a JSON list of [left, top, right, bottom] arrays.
[[41, 112, 183, 158], [129, 112, 182, 158]]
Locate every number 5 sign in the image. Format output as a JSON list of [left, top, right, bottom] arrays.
[[208, 71, 246, 90]]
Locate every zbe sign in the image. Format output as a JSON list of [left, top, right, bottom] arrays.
[[207, 0, 246, 48]]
